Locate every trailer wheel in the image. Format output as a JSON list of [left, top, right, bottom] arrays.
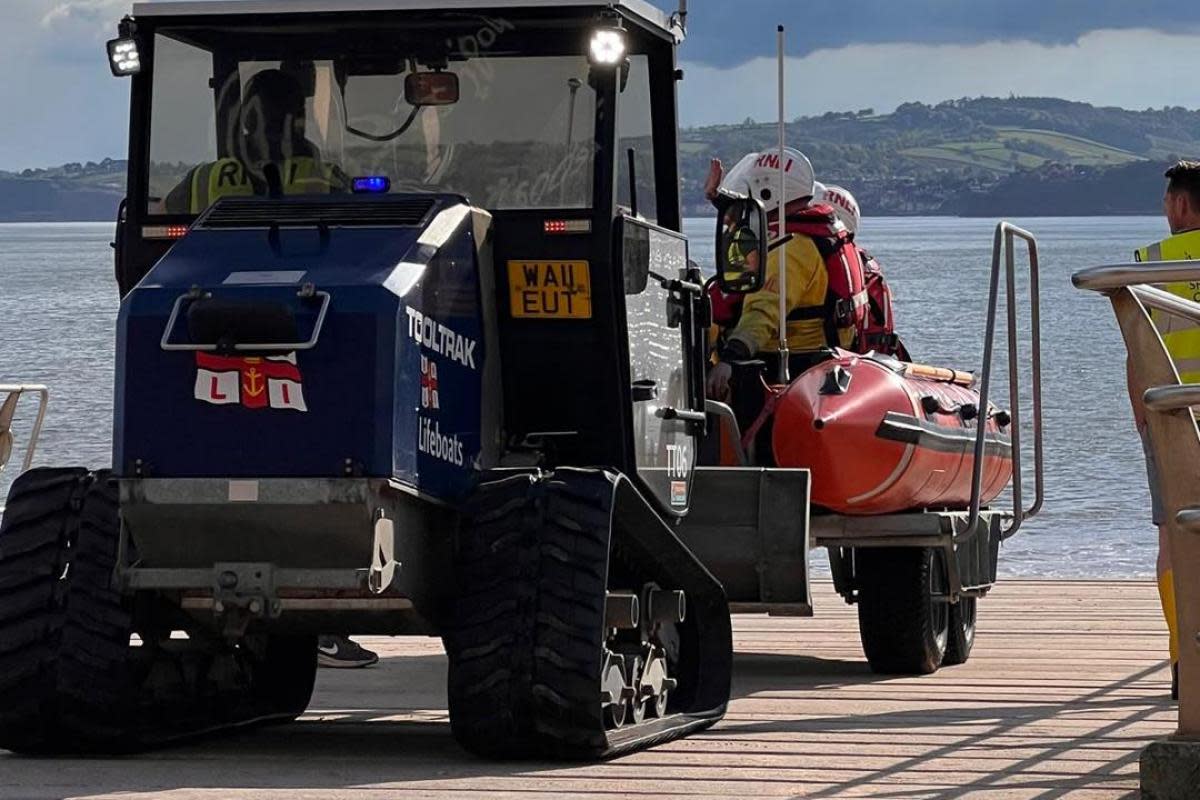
[[0, 468, 138, 753], [856, 547, 949, 675], [446, 471, 610, 759], [943, 596, 977, 666]]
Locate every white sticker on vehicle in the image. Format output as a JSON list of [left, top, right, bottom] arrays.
[[223, 271, 307, 285], [229, 480, 259, 502]]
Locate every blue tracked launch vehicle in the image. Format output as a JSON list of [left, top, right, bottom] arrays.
[[0, 0, 758, 758]]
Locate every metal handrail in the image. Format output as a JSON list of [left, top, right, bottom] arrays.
[[1074, 259, 1200, 535], [0, 384, 49, 474], [1074, 260, 1200, 421], [1176, 507, 1200, 535], [1144, 385, 1200, 413], [962, 222, 1044, 541], [160, 286, 331, 352], [1072, 260, 1200, 291], [1132, 285, 1200, 325], [1073, 256, 1200, 736], [704, 400, 748, 466]]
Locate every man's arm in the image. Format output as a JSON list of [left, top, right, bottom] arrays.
[[725, 238, 825, 359], [723, 247, 782, 360]]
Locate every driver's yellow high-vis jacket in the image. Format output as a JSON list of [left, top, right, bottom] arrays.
[[165, 157, 346, 214]]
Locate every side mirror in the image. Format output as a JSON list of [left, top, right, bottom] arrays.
[[405, 71, 460, 107], [618, 216, 690, 296], [620, 218, 651, 295], [713, 191, 767, 294]]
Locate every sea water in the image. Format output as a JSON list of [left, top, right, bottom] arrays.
[[0, 217, 1168, 578]]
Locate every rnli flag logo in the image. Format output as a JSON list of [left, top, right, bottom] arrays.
[[194, 352, 308, 412], [420, 356, 440, 410]]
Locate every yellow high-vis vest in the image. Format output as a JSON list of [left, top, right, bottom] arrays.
[[178, 157, 346, 214], [1135, 229, 1200, 384]]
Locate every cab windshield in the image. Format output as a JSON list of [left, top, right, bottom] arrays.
[[145, 21, 599, 216]]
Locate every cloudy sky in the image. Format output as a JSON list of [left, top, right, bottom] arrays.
[[2, 0, 1200, 169]]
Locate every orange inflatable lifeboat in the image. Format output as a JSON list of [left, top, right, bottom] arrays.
[[771, 350, 1013, 515]]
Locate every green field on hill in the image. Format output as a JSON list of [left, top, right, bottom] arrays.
[[899, 128, 1143, 174]]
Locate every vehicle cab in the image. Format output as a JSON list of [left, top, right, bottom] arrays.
[[110, 0, 708, 516]]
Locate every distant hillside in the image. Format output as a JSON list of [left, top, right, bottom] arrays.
[[953, 160, 1169, 217], [679, 96, 1200, 215], [2, 97, 1198, 220], [0, 160, 125, 222]]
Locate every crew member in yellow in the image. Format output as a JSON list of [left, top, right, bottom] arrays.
[[706, 147, 847, 402], [164, 68, 347, 214], [1132, 159, 1200, 699]]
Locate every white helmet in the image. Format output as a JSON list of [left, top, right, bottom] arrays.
[[816, 183, 861, 235], [719, 147, 815, 215]]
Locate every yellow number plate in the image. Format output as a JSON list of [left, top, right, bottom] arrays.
[[507, 261, 592, 319]]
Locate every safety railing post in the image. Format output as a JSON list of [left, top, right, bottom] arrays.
[[962, 222, 1043, 541], [0, 384, 50, 475], [1073, 258, 1200, 745]]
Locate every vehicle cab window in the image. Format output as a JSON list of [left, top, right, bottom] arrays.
[[144, 28, 598, 218], [617, 55, 657, 223]]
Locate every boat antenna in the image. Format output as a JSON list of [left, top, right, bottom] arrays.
[[673, 0, 688, 33], [627, 147, 639, 218], [566, 77, 582, 148], [561, 77, 583, 205], [776, 24, 790, 384]]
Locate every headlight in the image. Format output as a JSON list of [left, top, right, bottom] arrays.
[[588, 27, 626, 67], [107, 37, 141, 77]]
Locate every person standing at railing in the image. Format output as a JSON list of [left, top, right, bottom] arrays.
[[1131, 160, 1200, 699]]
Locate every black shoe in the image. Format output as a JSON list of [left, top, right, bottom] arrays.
[[1172, 662, 1179, 701], [318, 635, 379, 669]]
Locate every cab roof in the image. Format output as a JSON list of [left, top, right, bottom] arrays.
[[130, 0, 681, 39]]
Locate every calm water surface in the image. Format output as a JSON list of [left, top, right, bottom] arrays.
[[0, 217, 1169, 578]]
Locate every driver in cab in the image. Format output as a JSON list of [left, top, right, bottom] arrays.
[[164, 68, 347, 214]]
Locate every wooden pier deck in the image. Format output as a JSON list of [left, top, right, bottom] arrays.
[[0, 580, 1175, 799]]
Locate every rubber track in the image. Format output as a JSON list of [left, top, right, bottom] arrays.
[[0, 468, 318, 755], [856, 547, 945, 675], [447, 470, 612, 758], [0, 468, 137, 752]]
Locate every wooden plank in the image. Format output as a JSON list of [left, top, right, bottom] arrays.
[[0, 580, 1173, 799]]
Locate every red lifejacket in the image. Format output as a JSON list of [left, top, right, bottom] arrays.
[[706, 279, 743, 327], [778, 204, 870, 350], [859, 249, 912, 361]]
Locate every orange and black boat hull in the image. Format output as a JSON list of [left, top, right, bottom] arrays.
[[771, 351, 1013, 515]]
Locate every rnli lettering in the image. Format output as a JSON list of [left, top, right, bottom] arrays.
[[755, 153, 794, 173], [507, 260, 592, 319], [404, 307, 478, 370], [216, 161, 242, 188], [193, 352, 307, 412]]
